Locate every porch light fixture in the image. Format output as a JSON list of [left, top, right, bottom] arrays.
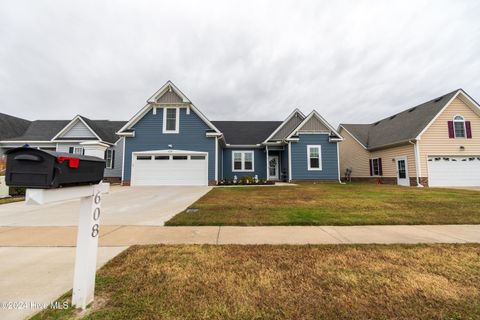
[[460, 146, 465, 150]]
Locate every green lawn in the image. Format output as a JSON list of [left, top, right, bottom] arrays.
[[0, 197, 23, 205], [32, 244, 480, 320], [166, 183, 480, 226]]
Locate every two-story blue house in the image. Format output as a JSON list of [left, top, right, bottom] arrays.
[[117, 81, 343, 186]]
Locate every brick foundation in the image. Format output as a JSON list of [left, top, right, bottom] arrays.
[[103, 177, 121, 184], [343, 177, 429, 187]]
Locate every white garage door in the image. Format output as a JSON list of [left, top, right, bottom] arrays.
[[427, 156, 480, 187], [131, 151, 208, 186]]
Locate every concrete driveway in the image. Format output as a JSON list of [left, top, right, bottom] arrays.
[[0, 185, 212, 226], [0, 185, 210, 320]]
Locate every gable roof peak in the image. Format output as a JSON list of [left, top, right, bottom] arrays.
[[147, 81, 191, 104]]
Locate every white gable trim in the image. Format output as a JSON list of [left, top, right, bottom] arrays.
[[147, 80, 189, 103], [286, 110, 343, 141], [262, 108, 305, 144], [117, 81, 221, 134], [415, 90, 480, 140], [51, 115, 101, 141], [338, 125, 367, 149]]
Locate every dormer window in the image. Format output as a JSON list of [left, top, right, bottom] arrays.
[[163, 108, 179, 133], [453, 115, 466, 138]]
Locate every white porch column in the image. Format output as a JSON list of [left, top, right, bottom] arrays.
[[288, 142, 292, 182], [266, 145, 269, 180]]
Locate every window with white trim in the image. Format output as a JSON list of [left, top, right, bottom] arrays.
[[163, 108, 179, 133], [105, 149, 114, 169], [307, 145, 322, 170], [453, 115, 466, 138], [69, 147, 84, 155], [232, 151, 254, 172]]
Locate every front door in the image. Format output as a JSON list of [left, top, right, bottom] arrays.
[[268, 156, 279, 180], [396, 156, 410, 186]]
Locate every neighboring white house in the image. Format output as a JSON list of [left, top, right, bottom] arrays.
[[0, 113, 126, 181]]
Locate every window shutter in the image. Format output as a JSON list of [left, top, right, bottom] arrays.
[[447, 121, 454, 138], [69, 147, 74, 153], [466, 121, 472, 139], [369, 159, 373, 176], [378, 158, 383, 176], [111, 150, 115, 169]]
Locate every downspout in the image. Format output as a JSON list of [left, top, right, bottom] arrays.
[[336, 142, 345, 184], [409, 140, 423, 187]]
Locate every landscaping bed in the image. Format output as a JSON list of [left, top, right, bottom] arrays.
[[166, 182, 480, 226], [32, 244, 480, 320]]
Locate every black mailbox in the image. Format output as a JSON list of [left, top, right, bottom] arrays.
[[5, 148, 105, 189]]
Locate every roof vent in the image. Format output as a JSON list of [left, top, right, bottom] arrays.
[[408, 107, 416, 113], [434, 96, 443, 103]]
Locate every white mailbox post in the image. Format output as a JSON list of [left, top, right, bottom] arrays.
[[25, 182, 110, 309]]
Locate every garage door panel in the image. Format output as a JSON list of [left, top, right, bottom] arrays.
[[132, 152, 208, 186], [428, 156, 480, 187]]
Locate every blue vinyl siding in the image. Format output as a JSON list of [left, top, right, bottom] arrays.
[[218, 144, 223, 180], [290, 134, 339, 180], [123, 107, 216, 181], [222, 148, 266, 179]]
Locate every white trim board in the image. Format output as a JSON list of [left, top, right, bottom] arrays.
[[416, 89, 480, 140], [286, 110, 343, 141], [262, 108, 305, 143], [51, 115, 101, 141], [231, 150, 255, 172], [338, 125, 368, 149], [117, 81, 221, 135]]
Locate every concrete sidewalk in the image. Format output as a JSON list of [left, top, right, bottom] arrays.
[[1, 225, 479, 246]]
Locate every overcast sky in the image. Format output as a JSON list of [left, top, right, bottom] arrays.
[[1, 0, 479, 126]]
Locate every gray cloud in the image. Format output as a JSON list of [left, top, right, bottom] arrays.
[[0, 0, 479, 127]]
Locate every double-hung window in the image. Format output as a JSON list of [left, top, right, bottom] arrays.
[[232, 151, 254, 172], [307, 145, 322, 170], [163, 108, 179, 133], [69, 147, 84, 155], [453, 115, 466, 138], [105, 149, 114, 169], [371, 158, 381, 176]]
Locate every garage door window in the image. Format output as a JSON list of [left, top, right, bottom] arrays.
[[191, 155, 206, 160], [173, 156, 188, 160], [155, 156, 169, 160], [137, 156, 152, 160]]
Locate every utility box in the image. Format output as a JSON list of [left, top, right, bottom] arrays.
[[5, 148, 105, 189]]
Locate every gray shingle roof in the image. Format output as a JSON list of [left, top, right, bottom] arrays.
[[341, 89, 460, 150], [3, 115, 126, 144], [212, 121, 283, 145], [0, 113, 31, 140], [6, 120, 69, 141]]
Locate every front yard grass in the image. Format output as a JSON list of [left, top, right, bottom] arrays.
[[33, 244, 480, 320], [166, 183, 480, 226], [0, 197, 23, 205]]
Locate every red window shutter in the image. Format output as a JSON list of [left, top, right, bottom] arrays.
[[466, 121, 472, 138], [369, 159, 373, 176], [447, 121, 454, 138], [378, 158, 383, 176]]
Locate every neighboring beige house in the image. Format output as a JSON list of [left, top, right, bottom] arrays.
[[339, 89, 480, 187]]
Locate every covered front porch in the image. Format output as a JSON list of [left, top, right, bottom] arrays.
[[265, 144, 289, 182]]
